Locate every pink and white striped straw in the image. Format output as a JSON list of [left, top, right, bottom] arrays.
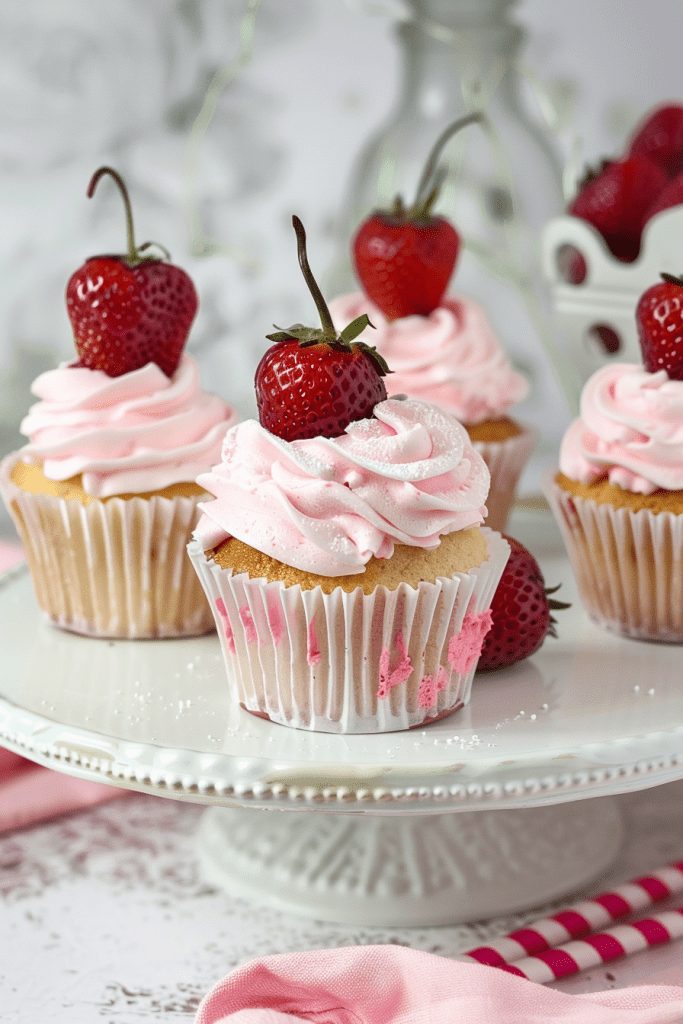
[[464, 860, 683, 967], [497, 907, 683, 984]]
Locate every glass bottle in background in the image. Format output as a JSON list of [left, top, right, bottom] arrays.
[[328, 0, 575, 484]]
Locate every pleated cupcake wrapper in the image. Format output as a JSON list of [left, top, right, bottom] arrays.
[[0, 454, 214, 639], [188, 529, 509, 734], [543, 470, 683, 642], [473, 423, 539, 533]]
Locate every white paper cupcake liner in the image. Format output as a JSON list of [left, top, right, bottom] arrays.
[[0, 454, 214, 639], [543, 470, 683, 642], [188, 529, 509, 733], [473, 423, 538, 533]]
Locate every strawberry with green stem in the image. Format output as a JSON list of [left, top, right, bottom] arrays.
[[353, 112, 485, 320], [66, 166, 198, 379], [256, 216, 390, 442]]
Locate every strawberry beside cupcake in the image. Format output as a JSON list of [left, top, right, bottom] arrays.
[[188, 217, 509, 734], [331, 116, 536, 533], [0, 167, 239, 639], [545, 272, 683, 642]]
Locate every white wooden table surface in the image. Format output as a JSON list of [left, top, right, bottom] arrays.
[[2, 777, 683, 1022]]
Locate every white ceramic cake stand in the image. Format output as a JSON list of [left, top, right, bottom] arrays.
[[1, 511, 682, 926]]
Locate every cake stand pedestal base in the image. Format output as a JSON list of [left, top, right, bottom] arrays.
[[197, 797, 623, 926]]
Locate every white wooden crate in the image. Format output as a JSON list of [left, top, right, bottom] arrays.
[[542, 205, 683, 391]]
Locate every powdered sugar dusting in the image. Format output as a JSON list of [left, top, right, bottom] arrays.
[[323, 399, 465, 481], [195, 399, 489, 576]]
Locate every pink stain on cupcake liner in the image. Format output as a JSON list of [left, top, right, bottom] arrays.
[[239, 604, 258, 644], [417, 665, 449, 709], [267, 593, 284, 646], [377, 630, 413, 699], [215, 597, 236, 654], [306, 616, 321, 666], [448, 609, 493, 675]]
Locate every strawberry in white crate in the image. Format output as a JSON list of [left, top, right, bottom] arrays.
[[542, 102, 683, 393]]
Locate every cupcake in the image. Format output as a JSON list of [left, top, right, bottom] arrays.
[[0, 167, 239, 639], [544, 273, 683, 642], [188, 216, 509, 733], [329, 293, 536, 532], [346, 115, 536, 532]]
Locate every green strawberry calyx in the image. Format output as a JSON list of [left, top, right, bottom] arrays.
[[545, 583, 571, 639], [576, 158, 613, 192], [266, 216, 390, 377]]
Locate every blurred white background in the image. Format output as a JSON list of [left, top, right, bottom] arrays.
[[0, 0, 681, 532]]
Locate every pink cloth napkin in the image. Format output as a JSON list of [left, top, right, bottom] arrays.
[[194, 946, 683, 1024], [0, 540, 127, 833], [0, 747, 125, 833]]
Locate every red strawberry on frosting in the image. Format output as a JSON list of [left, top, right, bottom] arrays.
[[353, 113, 485, 320], [66, 167, 198, 379], [568, 156, 668, 263], [256, 216, 389, 442], [636, 273, 683, 379]]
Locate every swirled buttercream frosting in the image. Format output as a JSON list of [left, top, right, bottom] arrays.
[[560, 362, 683, 494], [19, 354, 239, 497], [329, 292, 528, 424], [195, 398, 490, 576]]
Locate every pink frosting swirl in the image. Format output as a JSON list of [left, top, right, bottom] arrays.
[[329, 292, 529, 424], [19, 354, 239, 497], [560, 363, 683, 493], [195, 398, 490, 576]]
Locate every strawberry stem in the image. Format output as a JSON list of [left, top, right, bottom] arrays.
[[87, 167, 138, 264], [292, 215, 336, 341], [412, 112, 485, 214]]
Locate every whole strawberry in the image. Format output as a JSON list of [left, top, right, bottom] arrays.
[[628, 104, 683, 178], [353, 113, 484, 320], [568, 155, 668, 262], [636, 273, 683, 378], [256, 216, 389, 442], [66, 167, 198, 378], [477, 536, 568, 672]]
